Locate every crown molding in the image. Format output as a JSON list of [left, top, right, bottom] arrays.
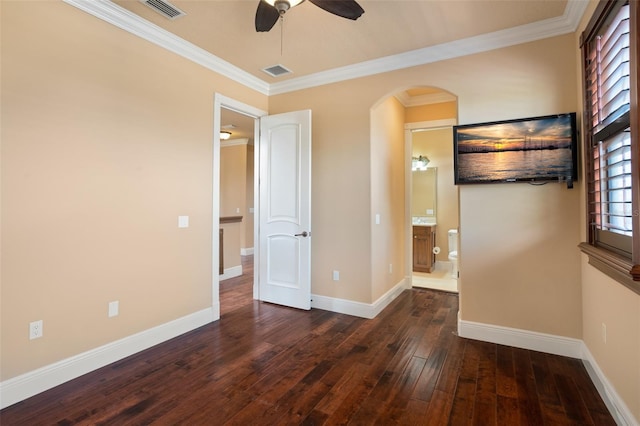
[[395, 91, 457, 107], [221, 138, 250, 147], [269, 0, 589, 95], [64, 0, 589, 97], [63, 0, 270, 95], [405, 119, 458, 131]]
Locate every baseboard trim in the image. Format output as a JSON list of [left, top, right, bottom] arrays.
[[311, 278, 407, 319], [580, 344, 637, 426], [457, 318, 639, 425], [219, 265, 242, 281], [240, 248, 254, 256], [457, 318, 583, 358], [0, 307, 215, 409]]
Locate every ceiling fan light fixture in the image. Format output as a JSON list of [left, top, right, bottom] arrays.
[[264, 0, 305, 13]]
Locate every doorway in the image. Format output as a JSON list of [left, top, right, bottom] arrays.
[[219, 106, 257, 311], [407, 125, 459, 293], [213, 94, 266, 319], [396, 87, 460, 293], [213, 94, 313, 316]]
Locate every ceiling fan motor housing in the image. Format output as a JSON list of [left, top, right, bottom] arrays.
[[274, 0, 292, 14]]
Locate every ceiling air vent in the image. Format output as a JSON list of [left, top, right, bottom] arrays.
[[262, 64, 293, 78], [140, 0, 186, 20]]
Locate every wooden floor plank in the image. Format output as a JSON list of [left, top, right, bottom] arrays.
[[471, 341, 497, 425], [496, 344, 518, 399], [0, 256, 616, 425], [513, 347, 545, 426]]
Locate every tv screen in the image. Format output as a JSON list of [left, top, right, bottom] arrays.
[[453, 113, 577, 185]]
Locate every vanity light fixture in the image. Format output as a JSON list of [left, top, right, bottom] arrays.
[[220, 131, 232, 140], [412, 155, 430, 171]]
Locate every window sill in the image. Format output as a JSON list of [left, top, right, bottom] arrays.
[[579, 242, 640, 296]]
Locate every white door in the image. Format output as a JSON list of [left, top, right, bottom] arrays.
[[258, 110, 312, 310]]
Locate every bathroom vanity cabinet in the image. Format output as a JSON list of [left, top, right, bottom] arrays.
[[413, 225, 436, 273]]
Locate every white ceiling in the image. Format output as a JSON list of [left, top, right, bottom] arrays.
[[65, 0, 589, 139]]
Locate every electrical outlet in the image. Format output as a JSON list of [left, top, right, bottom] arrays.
[[29, 320, 43, 340], [602, 323, 607, 343], [389, 263, 393, 274], [332, 270, 340, 281]]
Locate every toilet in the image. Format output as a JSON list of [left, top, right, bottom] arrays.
[[448, 229, 458, 279]]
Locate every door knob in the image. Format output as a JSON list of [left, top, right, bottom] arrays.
[[295, 231, 310, 237]]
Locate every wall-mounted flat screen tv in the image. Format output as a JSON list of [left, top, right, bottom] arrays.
[[453, 112, 577, 185]]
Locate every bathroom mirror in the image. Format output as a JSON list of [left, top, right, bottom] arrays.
[[412, 167, 437, 219]]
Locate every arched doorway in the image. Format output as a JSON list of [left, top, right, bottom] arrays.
[[372, 86, 460, 293]]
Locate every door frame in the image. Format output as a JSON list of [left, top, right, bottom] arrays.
[[213, 93, 267, 320], [404, 118, 457, 288]]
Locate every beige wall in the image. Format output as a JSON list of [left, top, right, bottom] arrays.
[[270, 34, 581, 322], [370, 96, 405, 301], [245, 144, 255, 250], [220, 142, 249, 269], [406, 101, 457, 123], [411, 128, 459, 262], [460, 183, 581, 335], [581, 265, 640, 420], [220, 143, 248, 218], [1, 1, 267, 379], [452, 35, 581, 339], [219, 140, 255, 267]]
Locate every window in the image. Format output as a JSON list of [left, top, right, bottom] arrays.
[[580, 0, 639, 294]]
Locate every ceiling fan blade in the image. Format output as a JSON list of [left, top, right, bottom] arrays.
[[255, 0, 280, 32], [309, 0, 364, 20]]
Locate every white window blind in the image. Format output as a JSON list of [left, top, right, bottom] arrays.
[[586, 2, 632, 254]]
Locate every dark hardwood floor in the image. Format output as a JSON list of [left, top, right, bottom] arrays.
[[1, 256, 615, 425]]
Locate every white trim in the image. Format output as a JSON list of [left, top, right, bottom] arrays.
[[394, 91, 458, 108], [0, 308, 215, 409], [457, 318, 583, 358], [581, 344, 638, 426], [241, 247, 254, 256], [219, 265, 242, 281], [311, 278, 407, 319], [63, 0, 588, 96], [62, 0, 269, 95], [395, 91, 457, 107], [405, 119, 458, 131], [221, 138, 249, 148]]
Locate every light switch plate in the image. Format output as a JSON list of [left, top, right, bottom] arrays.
[[178, 215, 189, 228], [108, 301, 119, 317]]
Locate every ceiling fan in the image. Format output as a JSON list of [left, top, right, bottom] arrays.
[[255, 0, 364, 32]]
